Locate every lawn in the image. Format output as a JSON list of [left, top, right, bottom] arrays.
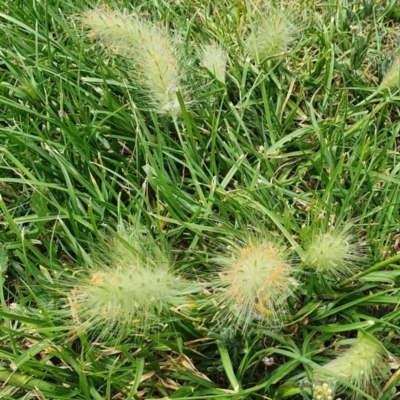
[[0, 0, 400, 399]]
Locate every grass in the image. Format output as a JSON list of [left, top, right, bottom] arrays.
[[0, 0, 400, 399]]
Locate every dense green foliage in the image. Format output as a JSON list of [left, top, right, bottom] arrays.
[[0, 0, 400, 398]]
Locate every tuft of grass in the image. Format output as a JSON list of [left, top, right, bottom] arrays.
[[0, 0, 400, 398]]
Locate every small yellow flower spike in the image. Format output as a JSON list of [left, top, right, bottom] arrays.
[[312, 382, 335, 400]]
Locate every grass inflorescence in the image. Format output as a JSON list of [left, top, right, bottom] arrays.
[[313, 331, 388, 399], [212, 237, 297, 332], [83, 7, 190, 116], [201, 42, 228, 84], [65, 231, 199, 342], [302, 224, 365, 279], [244, 3, 298, 63]]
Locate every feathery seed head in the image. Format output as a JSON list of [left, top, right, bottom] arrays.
[[378, 57, 400, 91], [314, 332, 387, 399], [245, 6, 296, 62], [82, 8, 189, 116], [67, 233, 198, 342], [213, 239, 297, 332], [303, 226, 362, 279], [201, 42, 228, 84]]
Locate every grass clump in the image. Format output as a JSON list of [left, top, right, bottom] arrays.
[[0, 0, 399, 399]]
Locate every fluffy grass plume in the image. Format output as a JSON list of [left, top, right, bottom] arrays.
[[245, 4, 296, 62], [302, 225, 363, 279], [212, 238, 297, 332], [378, 56, 400, 91], [201, 42, 228, 84], [67, 232, 198, 342], [82, 6, 189, 116], [314, 332, 387, 399]]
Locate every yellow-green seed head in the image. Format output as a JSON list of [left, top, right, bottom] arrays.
[[201, 42, 228, 84], [82, 7, 189, 116], [245, 6, 297, 62], [213, 239, 298, 332], [378, 57, 400, 91], [67, 233, 198, 342], [303, 227, 362, 279], [315, 332, 387, 399]]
